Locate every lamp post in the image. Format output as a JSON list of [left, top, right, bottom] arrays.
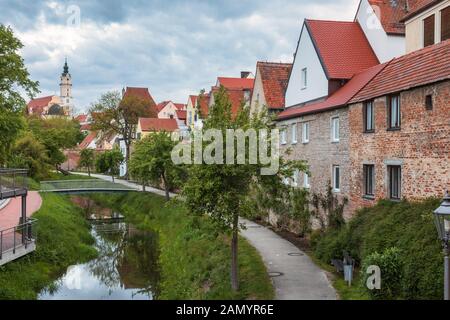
[[433, 191, 450, 300]]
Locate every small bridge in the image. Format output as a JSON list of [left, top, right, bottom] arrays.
[[40, 179, 135, 194]]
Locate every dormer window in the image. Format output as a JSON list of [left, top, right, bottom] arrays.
[[301, 68, 307, 89]]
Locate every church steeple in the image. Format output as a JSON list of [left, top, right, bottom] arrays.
[[62, 58, 69, 76]]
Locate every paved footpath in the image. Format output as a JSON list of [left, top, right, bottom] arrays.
[[0, 192, 42, 230], [72, 172, 337, 300]]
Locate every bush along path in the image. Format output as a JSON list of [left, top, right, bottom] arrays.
[[74, 172, 337, 300]]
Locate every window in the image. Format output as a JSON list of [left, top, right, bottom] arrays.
[[364, 101, 375, 132], [388, 95, 401, 129], [388, 165, 401, 200], [291, 124, 297, 144], [423, 14, 435, 47], [292, 170, 299, 187], [426, 95, 433, 110], [303, 172, 310, 189], [302, 122, 310, 143], [363, 165, 375, 197], [333, 166, 340, 192], [331, 117, 340, 142], [301, 68, 307, 89], [441, 6, 450, 41], [280, 128, 287, 145]]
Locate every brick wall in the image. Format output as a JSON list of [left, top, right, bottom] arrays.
[[278, 107, 352, 220], [348, 81, 450, 213]]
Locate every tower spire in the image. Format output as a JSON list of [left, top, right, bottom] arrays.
[[63, 57, 69, 75]]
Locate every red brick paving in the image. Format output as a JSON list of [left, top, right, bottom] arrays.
[[0, 192, 42, 230]]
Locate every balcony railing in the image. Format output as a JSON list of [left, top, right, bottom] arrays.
[[0, 169, 28, 199], [0, 219, 37, 264]]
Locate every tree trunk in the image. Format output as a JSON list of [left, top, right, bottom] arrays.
[[161, 172, 170, 201], [231, 213, 239, 292], [112, 175, 115, 183], [142, 181, 146, 192], [88, 166, 91, 177], [125, 141, 131, 180]]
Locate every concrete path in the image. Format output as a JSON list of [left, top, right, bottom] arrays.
[[71, 172, 337, 300], [0, 191, 42, 230]]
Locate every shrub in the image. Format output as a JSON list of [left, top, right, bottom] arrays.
[[361, 247, 403, 300]]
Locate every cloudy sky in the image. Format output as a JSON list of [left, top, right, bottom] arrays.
[[2, 0, 360, 113]]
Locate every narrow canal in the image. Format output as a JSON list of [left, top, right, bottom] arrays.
[[39, 195, 160, 300]]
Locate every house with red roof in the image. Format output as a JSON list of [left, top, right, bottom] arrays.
[[249, 62, 292, 116], [157, 100, 186, 119], [347, 40, 450, 213], [208, 73, 255, 117], [136, 117, 180, 140], [122, 87, 158, 116], [186, 93, 210, 130]]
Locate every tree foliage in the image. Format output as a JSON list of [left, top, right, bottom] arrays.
[[95, 147, 124, 182], [89, 91, 156, 178], [182, 86, 306, 291], [79, 149, 95, 176], [130, 132, 183, 199]]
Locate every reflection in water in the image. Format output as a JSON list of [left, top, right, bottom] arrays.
[[39, 196, 160, 300]]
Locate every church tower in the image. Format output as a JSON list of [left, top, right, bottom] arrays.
[[60, 58, 73, 116]]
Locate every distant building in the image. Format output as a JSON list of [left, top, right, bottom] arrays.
[[136, 117, 180, 140], [186, 93, 210, 130]]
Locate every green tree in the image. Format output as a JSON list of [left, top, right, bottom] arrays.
[[0, 25, 39, 165], [9, 133, 50, 180], [89, 91, 156, 179], [95, 147, 124, 182], [27, 116, 84, 169], [182, 86, 306, 291], [79, 149, 95, 177], [130, 132, 182, 199]]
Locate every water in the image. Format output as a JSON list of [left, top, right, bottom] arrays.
[[39, 196, 159, 300]]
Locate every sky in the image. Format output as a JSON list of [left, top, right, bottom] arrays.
[[1, 0, 360, 113]]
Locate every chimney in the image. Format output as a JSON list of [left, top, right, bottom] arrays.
[[241, 71, 251, 79]]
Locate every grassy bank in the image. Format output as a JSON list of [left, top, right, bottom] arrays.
[[0, 193, 96, 299], [311, 198, 442, 300], [91, 192, 274, 300]]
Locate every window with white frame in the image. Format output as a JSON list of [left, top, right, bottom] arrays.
[[280, 128, 287, 145], [301, 68, 307, 89], [292, 170, 299, 187], [291, 123, 297, 144], [303, 172, 310, 189], [302, 122, 310, 143], [331, 117, 340, 142], [333, 165, 340, 192]]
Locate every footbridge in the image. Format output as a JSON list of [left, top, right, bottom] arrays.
[[40, 179, 135, 194]]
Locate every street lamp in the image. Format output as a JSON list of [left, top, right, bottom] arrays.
[[434, 191, 450, 300]]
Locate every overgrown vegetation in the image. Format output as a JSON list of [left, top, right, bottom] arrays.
[[0, 193, 96, 299], [90, 192, 274, 300], [311, 198, 443, 300]]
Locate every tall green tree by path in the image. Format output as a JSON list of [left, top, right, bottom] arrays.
[[95, 147, 124, 182], [130, 132, 183, 200], [79, 149, 95, 177], [182, 86, 306, 291], [0, 25, 39, 165], [89, 91, 156, 179]]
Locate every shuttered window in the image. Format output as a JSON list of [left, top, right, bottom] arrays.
[[423, 14, 435, 47], [442, 6, 450, 41]]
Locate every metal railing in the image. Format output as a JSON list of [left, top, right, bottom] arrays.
[[40, 179, 134, 193], [0, 219, 37, 261], [0, 169, 28, 199]]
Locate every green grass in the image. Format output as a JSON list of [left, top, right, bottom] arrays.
[[91, 192, 274, 300], [0, 193, 96, 299]]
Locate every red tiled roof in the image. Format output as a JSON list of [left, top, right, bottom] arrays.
[[123, 87, 157, 115], [256, 62, 292, 109], [157, 101, 170, 113], [80, 124, 91, 131], [350, 40, 450, 103], [217, 77, 254, 89], [174, 103, 185, 111], [400, 0, 441, 22], [278, 63, 388, 120], [189, 95, 197, 106], [27, 95, 53, 114], [75, 114, 88, 123], [306, 20, 380, 79], [176, 110, 187, 120], [365, 0, 407, 35], [197, 93, 210, 117], [139, 118, 179, 132], [79, 132, 97, 149]]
